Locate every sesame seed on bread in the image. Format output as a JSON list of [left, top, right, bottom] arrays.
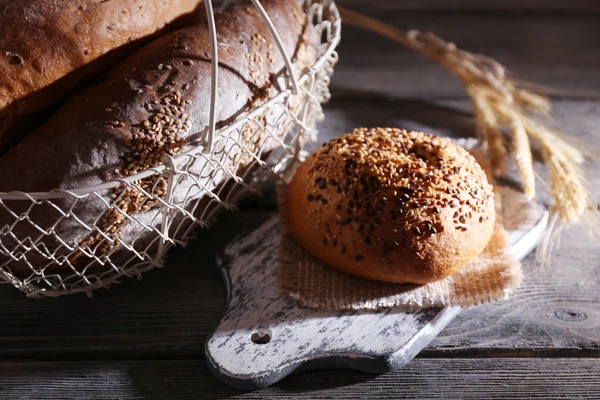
[[286, 127, 496, 284], [0, 0, 203, 153], [0, 0, 316, 275]]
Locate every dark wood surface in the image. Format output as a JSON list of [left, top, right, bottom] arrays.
[[1, 1, 599, 398], [1, 359, 599, 399]]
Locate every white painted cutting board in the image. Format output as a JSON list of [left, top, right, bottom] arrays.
[[205, 185, 548, 390]]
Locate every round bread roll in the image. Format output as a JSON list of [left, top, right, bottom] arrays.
[[286, 128, 496, 284]]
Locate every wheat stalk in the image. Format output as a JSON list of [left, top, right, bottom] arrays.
[[338, 6, 599, 258]]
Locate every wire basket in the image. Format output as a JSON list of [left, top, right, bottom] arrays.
[[0, 0, 341, 298]]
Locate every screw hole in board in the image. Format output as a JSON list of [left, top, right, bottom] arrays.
[[250, 330, 272, 344]]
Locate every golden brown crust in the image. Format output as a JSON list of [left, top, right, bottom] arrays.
[[0, 0, 202, 152], [0, 0, 314, 275], [286, 128, 496, 284]]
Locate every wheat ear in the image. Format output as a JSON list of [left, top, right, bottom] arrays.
[[339, 6, 599, 259]]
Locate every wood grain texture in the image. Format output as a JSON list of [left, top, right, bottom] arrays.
[[0, 100, 595, 360], [0, 210, 276, 360], [320, 96, 600, 352], [318, 97, 600, 205], [0, 358, 598, 399], [0, 4, 599, 396], [332, 10, 600, 98], [205, 183, 546, 389], [339, 0, 600, 12]]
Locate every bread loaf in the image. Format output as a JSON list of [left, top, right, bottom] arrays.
[[0, 0, 316, 276], [286, 128, 496, 284], [0, 0, 203, 152]]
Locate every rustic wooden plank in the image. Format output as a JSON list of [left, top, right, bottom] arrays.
[[0, 6, 598, 399], [342, 0, 600, 12], [430, 226, 600, 352], [319, 96, 600, 204], [332, 12, 600, 98], [0, 211, 246, 359], [0, 6, 596, 363], [0, 98, 596, 359], [205, 184, 547, 390], [321, 95, 600, 352], [0, 358, 598, 399], [0, 210, 276, 360]]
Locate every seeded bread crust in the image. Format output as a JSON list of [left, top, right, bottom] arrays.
[[286, 128, 496, 285], [0, 0, 203, 153], [0, 0, 315, 276]]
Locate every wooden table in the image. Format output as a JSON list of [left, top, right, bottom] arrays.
[[1, 2, 599, 398]]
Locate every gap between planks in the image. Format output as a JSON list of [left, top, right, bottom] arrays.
[[0, 98, 597, 359], [0, 358, 598, 399], [341, 0, 600, 13]]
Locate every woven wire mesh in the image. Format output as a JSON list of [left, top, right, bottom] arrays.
[[0, 0, 340, 298]]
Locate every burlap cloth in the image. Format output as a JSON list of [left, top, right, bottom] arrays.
[[277, 142, 522, 310]]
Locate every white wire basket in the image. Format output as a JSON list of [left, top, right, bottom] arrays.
[[0, 0, 341, 298]]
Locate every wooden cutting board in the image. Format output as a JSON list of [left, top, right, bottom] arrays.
[[205, 185, 548, 390]]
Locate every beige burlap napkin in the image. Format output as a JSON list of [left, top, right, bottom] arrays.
[[277, 142, 522, 310]]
